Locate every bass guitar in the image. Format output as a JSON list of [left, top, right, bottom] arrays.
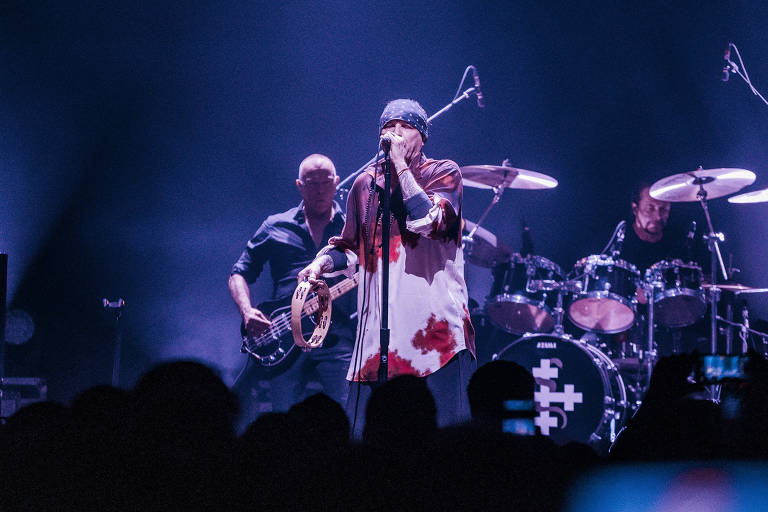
[[240, 273, 359, 366]]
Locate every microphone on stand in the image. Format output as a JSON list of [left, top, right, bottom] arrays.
[[611, 220, 627, 258], [521, 218, 534, 257], [472, 67, 485, 108], [380, 134, 392, 153], [722, 45, 738, 82], [685, 220, 697, 261]]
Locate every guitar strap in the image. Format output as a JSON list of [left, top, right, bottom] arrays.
[[291, 279, 332, 349]]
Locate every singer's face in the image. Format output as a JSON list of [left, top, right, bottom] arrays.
[[380, 119, 423, 160], [632, 187, 670, 237]]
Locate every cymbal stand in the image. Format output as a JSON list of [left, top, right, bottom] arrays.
[[695, 180, 729, 402], [695, 179, 729, 355], [463, 185, 505, 257]]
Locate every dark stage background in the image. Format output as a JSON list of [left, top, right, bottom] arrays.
[[2, 1, 767, 401]]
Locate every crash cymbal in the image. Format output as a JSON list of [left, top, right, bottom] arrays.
[[728, 187, 768, 204], [649, 167, 755, 202], [461, 165, 558, 190], [462, 219, 512, 267]]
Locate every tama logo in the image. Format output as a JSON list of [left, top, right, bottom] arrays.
[[536, 341, 558, 349]]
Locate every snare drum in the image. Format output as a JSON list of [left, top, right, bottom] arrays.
[[495, 333, 627, 452], [646, 259, 706, 328], [568, 255, 640, 334], [486, 254, 563, 335]]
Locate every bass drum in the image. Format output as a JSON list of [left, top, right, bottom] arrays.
[[495, 334, 627, 453]]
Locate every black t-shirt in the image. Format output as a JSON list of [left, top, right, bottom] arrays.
[[619, 221, 687, 275]]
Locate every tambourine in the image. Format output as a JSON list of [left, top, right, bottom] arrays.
[[290, 279, 332, 349]]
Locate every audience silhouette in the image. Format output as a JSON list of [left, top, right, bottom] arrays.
[[1, 353, 767, 510]]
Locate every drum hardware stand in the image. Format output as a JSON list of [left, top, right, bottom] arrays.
[[695, 173, 729, 356], [740, 306, 749, 353], [463, 184, 506, 258], [695, 177, 729, 401], [644, 283, 657, 393], [551, 285, 566, 336], [716, 314, 768, 353]]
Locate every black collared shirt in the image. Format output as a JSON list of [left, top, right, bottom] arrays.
[[232, 201, 347, 301]]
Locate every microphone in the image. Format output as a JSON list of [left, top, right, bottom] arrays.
[[685, 220, 696, 260], [612, 220, 626, 258], [380, 134, 392, 152], [472, 67, 485, 108], [722, 45, 739, 81], [521, 218, 534, 257]]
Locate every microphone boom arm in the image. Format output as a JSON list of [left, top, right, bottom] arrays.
[[724, 43, 768, 108]]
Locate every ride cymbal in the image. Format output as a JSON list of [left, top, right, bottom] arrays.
[[649, 167, 755, 202]]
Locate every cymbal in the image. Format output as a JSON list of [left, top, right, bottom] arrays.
[[461, 165, 558, 190], [462, 219, 512, 267], [701, 281, 768, 294], [728, 187, 768, 204], [649, 167, 755, 202]]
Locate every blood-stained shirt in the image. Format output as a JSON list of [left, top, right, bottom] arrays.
[[319, 155, 476, 382]]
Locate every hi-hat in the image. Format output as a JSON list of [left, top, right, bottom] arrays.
[[462, 219, 512, 267], [461, 165, 558, 190], [702, 281, 768, 295], [728, 187, 768, 204], [649, 167, 755, 202]]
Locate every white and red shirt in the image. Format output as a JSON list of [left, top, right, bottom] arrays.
[[320, 156, 475, 382]]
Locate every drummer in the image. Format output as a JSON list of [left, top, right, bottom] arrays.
[[619, 182, 705, 355], [621, 183, 680, 272]]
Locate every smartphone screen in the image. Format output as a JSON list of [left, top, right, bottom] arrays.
[[502, 399, 537, 435], [696, 355, 748, 383]]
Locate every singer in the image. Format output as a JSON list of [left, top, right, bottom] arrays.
[[298, 99, 476, 436]]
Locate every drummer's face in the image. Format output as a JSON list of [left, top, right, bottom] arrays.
[[632, 187, 671, 236]]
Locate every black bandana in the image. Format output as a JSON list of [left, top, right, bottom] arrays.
[[378, 99, 429, 141]]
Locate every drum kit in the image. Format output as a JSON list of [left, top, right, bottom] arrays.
[[462, 163, 768, 452]]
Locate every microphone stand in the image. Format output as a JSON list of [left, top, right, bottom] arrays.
[[378, 146, 392, 384], [0, 254, 7, 382]]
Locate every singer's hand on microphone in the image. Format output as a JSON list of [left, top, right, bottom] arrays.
[[381, 133, 408, 170]]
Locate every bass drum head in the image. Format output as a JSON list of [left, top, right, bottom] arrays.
[[495, 334, 626, 452]]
